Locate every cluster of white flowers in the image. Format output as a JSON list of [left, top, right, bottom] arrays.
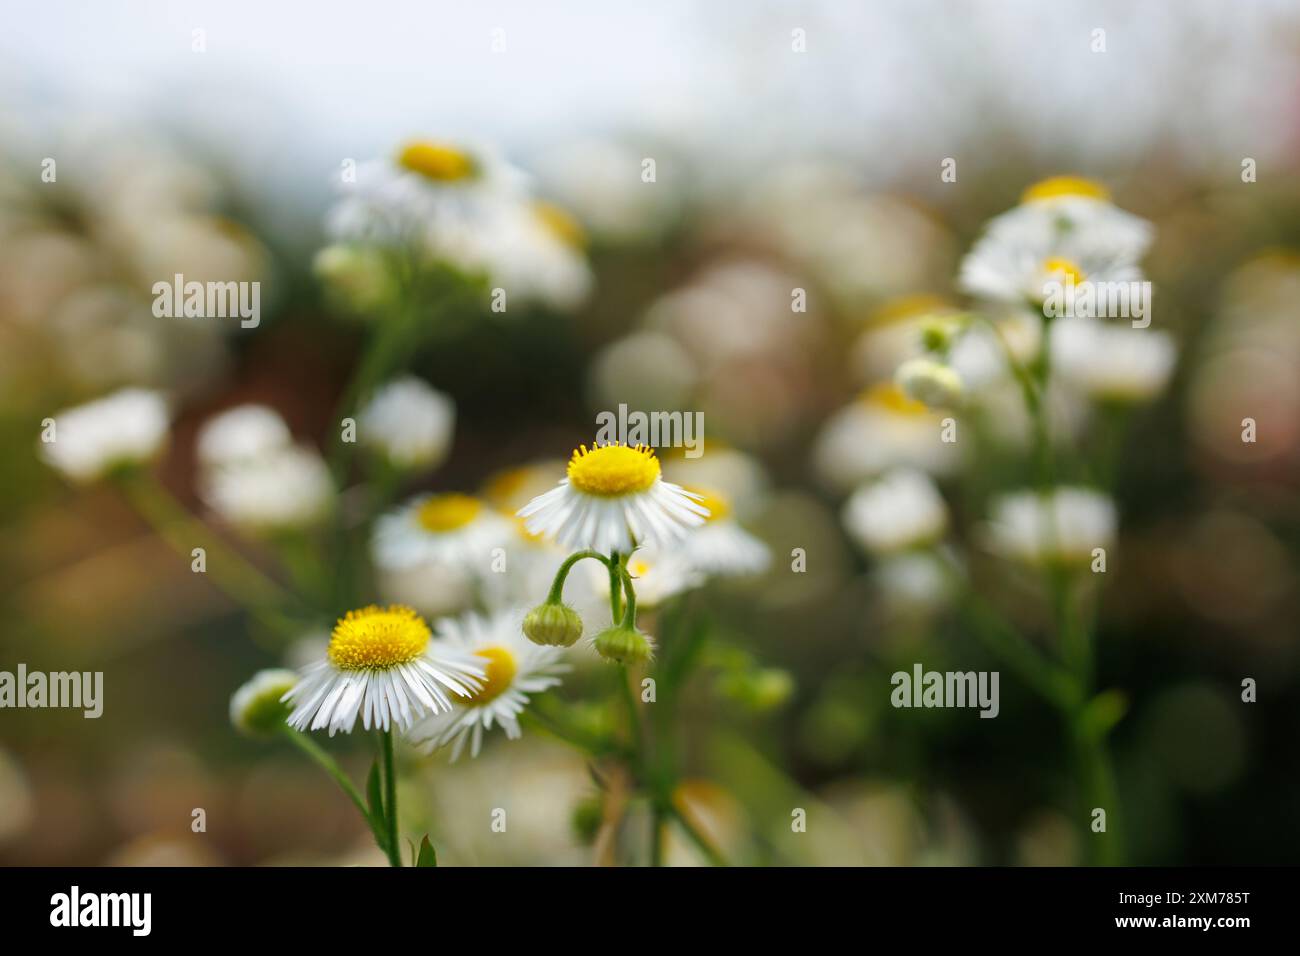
[[195, 404, 333, 534], [321, 140, 592, 313]]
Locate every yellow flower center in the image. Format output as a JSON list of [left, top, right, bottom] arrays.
[[416, 493, 483, 533], [1021, 176, 1110, 204], [483, 466, 530, 505], [460, 646, 516, 704], [1042, 257, 1087, 285], [534, 201, 586, 248], [567, 444, 660, 497], [860, 382, 929, 417], [682, 485, 728, 523], [328, 605, 431, 671], [397, 141, 477, 182]]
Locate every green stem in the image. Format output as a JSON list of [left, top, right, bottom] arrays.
[[668, 802, 727, 866], [607, 550, 623, 620], [545, 550, 611, 604], [381, 729, 401, 867], [278, 726, 370, 821], [650, 798, 666, 867]]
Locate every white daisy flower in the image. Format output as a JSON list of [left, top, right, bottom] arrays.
[[518, 443, 709, 553], [985, 176, 1153, 261], [357, 376, 455, 470], [1050, 316, 1177, 404], [201, 444, 334, 532], [983, 487, 1117, 567], [284, 604, 485, 736], [443, 198, 593, 312], [326, 140, 525, 248], [372, 492, 513, 571], [842, 468, 948, 554], [849, 295, 962, 385], [406, 610, 567, 760], [40, 387, 169, 483], [480, 459, 567, 513], [676, 487, 770, 577], [959, 179, 1150, 310], [813, 383, 960, 491], [195, 404, 291, 468]]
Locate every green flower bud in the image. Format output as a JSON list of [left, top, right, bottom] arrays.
[[593, 624, 654, 665], [523, 602, 584, 647], [896, 357, 963, 409], [230, 669, 298, 737]]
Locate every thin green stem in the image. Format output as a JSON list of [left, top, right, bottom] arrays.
[[668, 802, 727, 866], [381, 729, 401, 867], [278, 726, 369, 820], [546, 550, 611, 604]]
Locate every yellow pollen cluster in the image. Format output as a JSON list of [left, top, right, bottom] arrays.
[[1021, 175, 1110, 204], [1042, 257, 1087, 285], [460, 646, 516, 703], [534, 201, 586, 248], [328, 605, 431, 671], [567, 444, 660, 497], [417, 493, 483, 533], [861, 382, 929, 417], [397, 141, 477, 182], [682, 486, 727, 523]]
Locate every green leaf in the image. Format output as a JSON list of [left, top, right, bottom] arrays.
[[416, 835, 438, 867]]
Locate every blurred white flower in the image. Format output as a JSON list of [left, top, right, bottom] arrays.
[[202, 444, 334, 532], [326, 140, 525, 247], [984, 487, 1116, 566], [589, 329, 699, 411], [229, 668, 298, 737], [843, 468, 948, 554], [661, 444, 771, 521], [959, 178, 1151, 309], [357, 376, 455, 470], [372, 492, 513, 572], [408, 609, 567, 760], [986, 176, 1153, 261], [813, 383, 960, 490], [195, 404, 291, 468], [445, 199, 593, 311], [675, 487, 770, 577], [614, 548, 704, 609], [40, 387, 169, 483], [1050, 316, 1176, 403], [534, 137, 679, 242]]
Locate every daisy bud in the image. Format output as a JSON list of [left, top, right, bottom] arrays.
[[230, 669, 298, 737], [895, 357, 963, 409], [523, 602, 584, 647], [593, 624, 654, 665]]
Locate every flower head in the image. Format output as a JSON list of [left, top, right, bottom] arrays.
[[842, 468, 949, 554], [372, 492, 512, 570], [201, 445, 334, 533], [284, 605, 484, 736], [406, 610, 567, 760], [196, 405, 291, 468], [358, 376, 455, 470], [518, 443, 708, 552], [983, 487, 1116, 567], [40, 388, 169, 483]]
